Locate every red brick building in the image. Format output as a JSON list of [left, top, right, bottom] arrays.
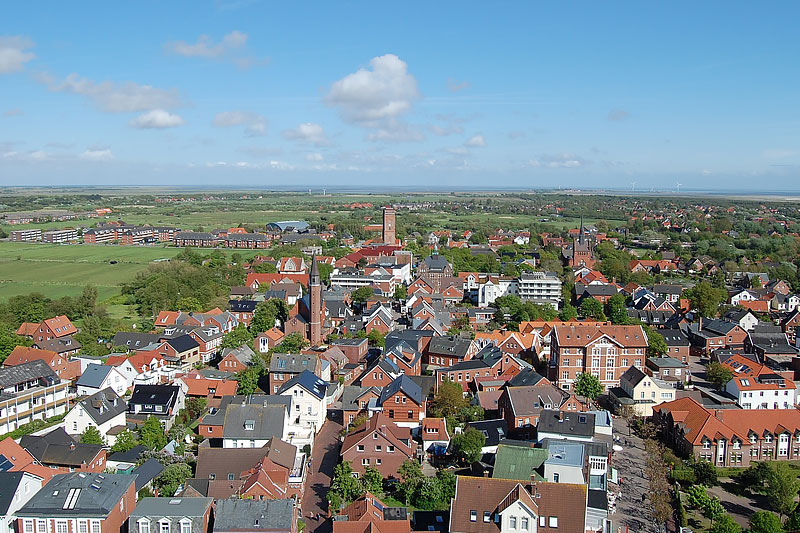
[[340, 413, 417, 479]]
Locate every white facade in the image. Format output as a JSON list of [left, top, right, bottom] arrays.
[[726, 380, 797, 410], [478, 278, 517, 307], [77, 365, 127, 397], [280, 383, 327, 436], [0, 473, 42, 533], [517, 272, 562, 309], [0, 382, 70, 435], [64, 394, 126, 446], [496, 499, 539, 533]]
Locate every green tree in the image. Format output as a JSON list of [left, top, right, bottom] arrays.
[[686, 281, 727, 318], [154, 463, 192, 497], [709, 515, 742, 533], [367, 329, 385, 348], [252, 262, 277, 274], [606, 293, 629, 324], [351, 286, 375, 304], [574, 372, 603, 400], [330, 461, 362, 506], [251, 299, 281, 333], [317, 263, 334, 284], [706, 362, 734, 390], [139, 416, 167, 450], [80, 426, 105, 445], [76, 284, 98, 318], [784, 509, 800, 531], [110, 429, 139, 453], [429, 379, 468, 418], [393, 285, 407, 300], [580, 298, 607, 320], [221, 323, 254, 350], [558, 304, 578, 321], [235, 366, 262, 395], [702, 496, 725, 523], [692, 458, 718, 486], [0, 324, 33, 364], [766, 462, 800, 518], [397, 459, 424, 505], [273, 332, 309, 353], [360, 466, 383, 494], [749, 511, 784, 533], [645, 326, 669, 357], [451, 427, 485, 463], [176, 296, 203, 312]]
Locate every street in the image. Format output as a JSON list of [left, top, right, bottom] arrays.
[[301, 409, 343, 533], [610, 418, 661, 533]]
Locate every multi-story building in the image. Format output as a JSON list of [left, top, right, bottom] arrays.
[[173, 232, 218, 247], [17, 473, 136, 533], [129, 498, 213, 533], [42, 229, 78, 243], [9, 229, 42, 242], [0, 472, 43, 533], [0, 361, 69, 434], [517, 271, 563, 309], [549, 324, 649, 391], [340, 412, 417, 479]]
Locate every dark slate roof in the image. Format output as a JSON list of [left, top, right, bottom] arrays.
[[277, 369, 328, 399], [129, 385, 181, 407], [506, 368, 548, 388], [130, 497, 213, 518], [77, 388, 126, 425], [20, 428, 103, 467], [723, 308, 754, 323], [222, 402, 287, 440], [166, 334, 200, 353], [408, 375, 435, 400], [646, 357, 686, 369], [341, 385, 381, 411], [112, 332, 160, 350], [421, 253, 451, 273], [331, 338, 368, 347], [131, 459, 164, 491], [466, 418, 508, 447], [427, 336, 472, 358], [653, 284, 682, 295], [378, 374, 423, 406], [16, 473, 136, 518], [229, 300, 258, 313], [537, 410, 596, 438], [214, 498, 295, 532], [582, 285, 619, 297], [76, 365, 114, 389], [0, 472, 26, 514], [269, 353, 318, 373], [107, 445, 145, 464], [659, 328, 690, 346], [0, 360, 58, 389], [702, 319, 739, 336]]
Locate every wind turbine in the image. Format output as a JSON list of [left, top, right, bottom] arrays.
[[676, 181, 682, 193], [630, 181, 637, 191]]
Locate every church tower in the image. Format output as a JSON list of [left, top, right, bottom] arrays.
[[383, 207, 396, 245], [309, 256, 322, 346]]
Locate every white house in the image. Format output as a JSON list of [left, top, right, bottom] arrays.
[[0, 472, 43, 533], [64, 388, 127, 445], [104, 352, 171, 388], [613, 366, 676, 417], [76, 364, 127, 397], [725, 374, 796, 409], [278, 370, 328, 436]]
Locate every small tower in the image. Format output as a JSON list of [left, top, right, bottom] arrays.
[[383, 207, 396, 245], [309, 256, 322, 346]]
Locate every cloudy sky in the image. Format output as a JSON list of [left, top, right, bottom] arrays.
[[2, 1, 799, 190]]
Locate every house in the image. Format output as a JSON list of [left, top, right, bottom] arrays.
[[76, 364, 127, 397], [465, 419, 509, 454], [277, 257, 307, 275], [498, 385, 585, 440], [333, 492, 412, 533], [278, 370, 328, 436], [104, 351, 170, 388], [723, 308, 760, 332], [229, 300, 258, 327], [113, 332, 161, 352], [782, 309, 800, 344], [448, 476, 587, 533], [645, 357, 690, 386], [0, 361, 70, 435], [129, 498, 213, 533], [0, 438, 62, 481], [654, 396, 800, 467], [0, 472, 43, 533], [254, 329, 285, 354], [176, 375, 238, 407], [383, 340, 423, 376], [340, 413, 417, 479], [492, 443, 548, 482], [127, 385, 185, 430], [64, 388, 127, 445], [421, 417, 451, 454], [152, 335, 202, 371], [187, 326, 224, 363], [541, 439, 585, 485], [687, 319, 749, 354], [747, 324, 798, 361], [219, 344, 259, 373], [130, 459, 165, 493], [330, 338, 369, 364], [219, 396, 292, 449], [32, 336, 81, 358], [425, 336, 477, 368], [435, 346, 531, 394], [269, 353, 321, 394], [4, 346, 80, 381], [535, 410, 598, 443], [610, 366, 676, 416], [20, 428, 106, 472], [376, 375, 425, 429], [659, 329, 690, 363], [17, 473, 136, 533], [16, 316, 77, 342], [719, 353, 796, 409], [341, 386, 382, 425], [653, 284, 683, 304], [106, 446, 145, 472], [214, 499, 298, 533], [548, 324, 649, 390]]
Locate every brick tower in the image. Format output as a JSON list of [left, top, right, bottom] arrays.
[[309, 256, 322, 346], [383, 207, 396, 245]]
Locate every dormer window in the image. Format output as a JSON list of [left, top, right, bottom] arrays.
[[244, 420, 255, 431]]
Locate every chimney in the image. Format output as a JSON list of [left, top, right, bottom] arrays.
[[70, 443, 76, 450], [714, 410, 724, 421]]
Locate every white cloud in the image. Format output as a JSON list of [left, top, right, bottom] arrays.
[[166, 30, 247, 58], [326, 54, 421, 141], [607, 109, 629, 121], [204, 159, 294, 170], [305, 152, 324, 162], [529, 153, 588, 168], [282, 122, 329, 146], [763, 149, 796, 159], [447, 78, 470, 92], [130, 109, 184, 129], [44, 73, 182, 113], [212, 110, 267, 136], [79, 149, 114, 161], [445, 147, 469, 156], [0, 36, 35, 74], [464, 134, 486, 147]]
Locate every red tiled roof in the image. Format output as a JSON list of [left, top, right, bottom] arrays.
[[42, 315, 77, 337], [4, 346, 58, 367], [16, 322, 39, 337]]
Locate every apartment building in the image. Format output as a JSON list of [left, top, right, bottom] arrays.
[[0, 361, 69, 434], [517, 271, 563, 309], [9, 229, 42, 242], [42, 229, 78, 243]]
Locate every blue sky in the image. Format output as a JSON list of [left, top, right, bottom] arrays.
[[2, 1, 799, 190]]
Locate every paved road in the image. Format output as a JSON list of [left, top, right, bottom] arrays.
[[301, 410, 343, 533], [610, 418, 661, 533]]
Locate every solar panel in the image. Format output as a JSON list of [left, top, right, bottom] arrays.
[[0, 454, 14, 472]]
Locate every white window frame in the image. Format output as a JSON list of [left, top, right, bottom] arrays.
[[139, 520, 151, 533]]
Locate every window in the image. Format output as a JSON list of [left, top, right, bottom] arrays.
[[36, 521, 46, 533], [362, 458, 369, 465], [484, 512, 491, 523], [160, 522, 170, 533], [376, 458, 382, 465], [509, 517, 517, 529], [228, 473, 235, 481], [357, 445, 364, 452], [78, 522, 88, 533], [539, 517, 546, 527], [702, 440, 711, 450], [408, 410, 413, 419], [91, 523, 101, 533], [521, 517, 529, 530], [23, 521, 34, 533], [139, 521, 150, 533], [387, 445, 395, 453], [562, 371, 569, 380], [470, 511, 477, 522], [180, 521, 191, 533], [549, 517, 558, 528], [376, 445, 382, 451], [553, 473, 559, 482]]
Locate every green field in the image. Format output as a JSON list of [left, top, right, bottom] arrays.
[[0, 242, 183, 303]]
